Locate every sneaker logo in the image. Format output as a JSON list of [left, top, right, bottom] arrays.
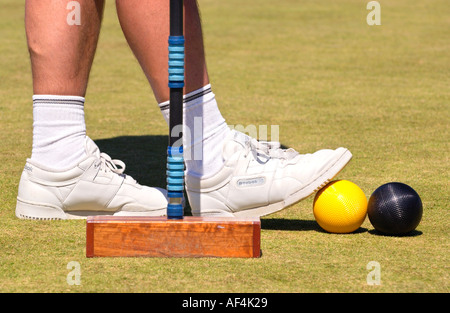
[[236, 177, 266, 188], [24, 164, 33, 172]]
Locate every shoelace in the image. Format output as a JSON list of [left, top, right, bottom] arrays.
[[96, 153, 137, 183], [243, 134, 299, 162]]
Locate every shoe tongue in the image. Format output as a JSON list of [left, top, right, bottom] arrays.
[[222, 130, 250, 159], [232, 130, 252, 144], [84, 137, 101, 158]]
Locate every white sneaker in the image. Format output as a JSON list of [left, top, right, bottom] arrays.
[[186, 130, 352, 217], [16, 137, 168, 220]]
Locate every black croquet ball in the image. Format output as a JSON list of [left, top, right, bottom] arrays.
[[367, 182, 423, 235]]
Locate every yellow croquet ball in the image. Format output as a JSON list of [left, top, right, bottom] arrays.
[[313, 180, 368, 234]]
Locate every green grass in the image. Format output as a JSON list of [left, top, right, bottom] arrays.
[[0, 0, 448, 293]]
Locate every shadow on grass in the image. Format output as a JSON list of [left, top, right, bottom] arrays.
[[94, 135, 168, 189], [261, 218, 369, 234], [368, 229, 423, 237], [261, 218, 320, 231]]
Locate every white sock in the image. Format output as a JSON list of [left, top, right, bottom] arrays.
[[159, 84, 231, 178], [31, 95, 87, 170]]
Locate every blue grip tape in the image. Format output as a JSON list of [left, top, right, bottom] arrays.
[[167, 203, 183, 219], [168, 191, 183, 198], [167, 145, 184, 219], [168, 36, 185, 88], [167, 146, 184, 193]]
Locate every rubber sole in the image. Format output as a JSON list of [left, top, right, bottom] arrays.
[[15, 198, 166, 220]]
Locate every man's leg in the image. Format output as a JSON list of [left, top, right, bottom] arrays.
[[115, 0, 208, 103], [116, 0, 230, 178], [17, 0, 167, 220], [26, 0, 104, 169], [26, 0, 104, 97], [115, 0, 352, 217]]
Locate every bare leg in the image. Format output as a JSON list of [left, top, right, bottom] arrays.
[[115, 0, 228, 179], [115, 0, 209, 103], [25, 0, 105, 169], [26, 0, 104, 96]]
